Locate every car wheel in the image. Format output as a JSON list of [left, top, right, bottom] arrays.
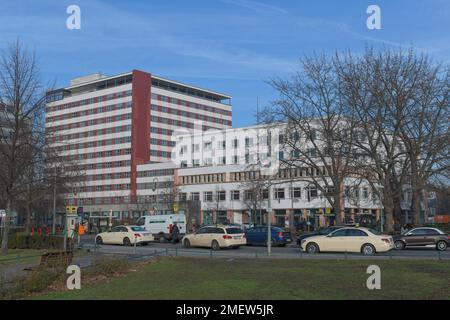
[[96, 236, 103, 245], [436, 241, 447, 251], [123, 237, 131, 246], [158, 234, 166, 243], [184, 239, 191, 248], [232, 246, 240, 249], [361, 243, 376, 255], [211, 240, 220, 251], [394, 240, 405, 250], [306, 242, 319, 254]]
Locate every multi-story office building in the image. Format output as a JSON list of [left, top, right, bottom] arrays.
[[173, 124, 382, 229], [45, 70, 232, 225]]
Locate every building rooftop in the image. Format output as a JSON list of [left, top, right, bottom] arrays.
[[47, 70, 231, 104]]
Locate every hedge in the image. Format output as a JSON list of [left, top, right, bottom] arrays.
[[7, 232, 74, 250]]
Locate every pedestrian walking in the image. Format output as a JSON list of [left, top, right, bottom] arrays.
[[171, 222, 180, 244]]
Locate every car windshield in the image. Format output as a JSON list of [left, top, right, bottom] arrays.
[[226, 228, 244, 234], [130, 226, 146, 232]]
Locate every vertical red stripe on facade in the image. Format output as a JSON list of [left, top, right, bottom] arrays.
[[130, 70, 151, 203]]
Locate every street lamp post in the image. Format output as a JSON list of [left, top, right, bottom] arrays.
[[153, 177, 159, 214], [267, 186, 271, 256], [52, 166, 57, 235]]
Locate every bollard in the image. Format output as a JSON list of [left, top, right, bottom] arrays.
[[438, 250, 441, 261], [175, 247, 178, 256], [300, 249, 303, 259], [345, 250, 348, 260], [154, 249, 157, 255], [210, 249, 213, 259], [134, 237, 137, 255], [255, 250, 258, 259]]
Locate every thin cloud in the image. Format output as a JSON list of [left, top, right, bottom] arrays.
[[220, 0, 288, 15]]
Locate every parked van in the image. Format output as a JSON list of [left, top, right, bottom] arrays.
[[136, 214, 186, 242]]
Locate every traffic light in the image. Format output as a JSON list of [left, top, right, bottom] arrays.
[[66, 206, 77, 214]]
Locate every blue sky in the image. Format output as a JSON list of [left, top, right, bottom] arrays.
[[1, 0, 449, 127]]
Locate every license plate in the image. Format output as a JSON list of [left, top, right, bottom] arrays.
[[233, 236, 241, 239]]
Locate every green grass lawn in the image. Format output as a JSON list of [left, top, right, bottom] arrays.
[[0, 249, 87, 267], [0, 249, 48, 266], [37, 257, 450, 300]]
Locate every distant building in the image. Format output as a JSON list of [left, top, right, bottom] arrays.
[[45, 70, 232, 227]]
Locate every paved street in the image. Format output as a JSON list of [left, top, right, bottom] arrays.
[[80, 235, 450, 260]]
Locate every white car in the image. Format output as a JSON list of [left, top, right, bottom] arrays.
[[95, 225, 154, 246], [182, 225, 247, 250], [301, 227, 394, 255]]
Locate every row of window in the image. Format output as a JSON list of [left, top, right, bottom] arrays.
[[178, 187, 315, 202], [46, 90, 133, 113], [150, 149, 172, 159], [180, 173, 226, 185], [48, 113, 132, 132], [179, 136, 270, 155], [152, 93, 231, 116], [49, 125, 132, 143], [137, 169, 175, 178], [56, 137, 132, 152], [73, 184, 131, 193], [136, 181, 173, 190], [74, 171, 131, 182], [151, 104, 231, 126], [66, 160, 132, 171], [46, 101, 132, 123], [73, 196, 131, 205], [150, 127, 173, 136], [150, 138, 176, 147], [62, 148, 131, 162]]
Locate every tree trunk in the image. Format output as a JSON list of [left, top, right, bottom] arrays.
[[333, 192, 344, 225], [383, 186, 395, 234], [25, 204, 32, 233], [410, 156, 422, 227], [411, 188, 422, 227], [1, 199, 11, 255]]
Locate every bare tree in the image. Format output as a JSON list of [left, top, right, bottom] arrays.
[[398, 59, 449, 226], [239, 175, 270, 225], [0, 39, 48, 254], [264, 54, 359, 224], [336, 47, 450, 230]]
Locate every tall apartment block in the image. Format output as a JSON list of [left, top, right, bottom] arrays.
[[45, 70, 232, 221]]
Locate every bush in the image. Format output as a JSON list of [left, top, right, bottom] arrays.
[[87, 255, 130, 278], [0, 268, 65, 299], [7, 232, 73, 250]]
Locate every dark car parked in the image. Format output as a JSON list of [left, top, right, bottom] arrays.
[[296, 225, 348, 245], [393, 227, 449, 251], [245, 226, 292, 247]]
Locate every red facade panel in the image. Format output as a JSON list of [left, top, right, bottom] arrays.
[[130, 70, 151, 202]]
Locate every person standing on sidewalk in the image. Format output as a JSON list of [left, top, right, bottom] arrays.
[[171, 222, 180, 244]]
